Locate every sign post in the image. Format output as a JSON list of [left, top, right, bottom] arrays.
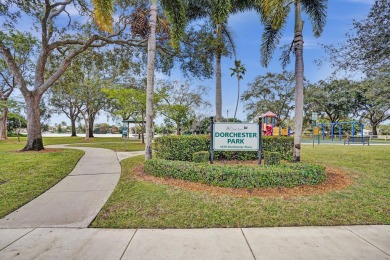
[[210, 117, 214, 164], [258, 117, 262, 165], [311, 112, 318, 148], [122, 121, 128, 151]]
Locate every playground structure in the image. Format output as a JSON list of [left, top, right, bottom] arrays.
[[261, 111, 291, 136], [313, 121, 364, 141]]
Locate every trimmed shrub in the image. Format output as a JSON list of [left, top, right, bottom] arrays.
[[155, 135, 293, 161], [144, 159, 326, 188], [155, 135, 209, 161], [192, 151, 209, 163], [264, 152, 281, 165]]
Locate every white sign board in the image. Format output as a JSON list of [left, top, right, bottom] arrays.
[[312, 112, 318, 121], [213, 123, 259, 151]]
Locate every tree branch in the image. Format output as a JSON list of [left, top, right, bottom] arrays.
[[0, 40, 28, 96], [38, 35, 100, 95]]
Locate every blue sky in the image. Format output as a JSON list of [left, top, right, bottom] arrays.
[[7, 0, 375, 126]]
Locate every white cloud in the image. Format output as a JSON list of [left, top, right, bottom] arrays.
[[344, 0, 374, 4]]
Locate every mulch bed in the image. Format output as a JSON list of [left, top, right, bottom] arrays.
[[133, 162, 353, 198]]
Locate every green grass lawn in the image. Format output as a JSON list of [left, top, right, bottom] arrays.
[[91, 145, 390, 228], [68, 141, 144, 152], [43, 136, 136, 145], [4, 136, 143, 151], [0, 139, 84, 218], [4, 136, 132, 145]]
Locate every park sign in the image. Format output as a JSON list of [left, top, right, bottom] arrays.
[[122, 121, 128, 137], [213, 122, 259, 151], [209, 117, 263, 165], [312, 112, 318, 121]]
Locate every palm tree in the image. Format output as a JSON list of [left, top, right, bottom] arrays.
[[229, 60, 246, 120], [186, 0, 259, 122], [211, 1, 232, 122], [92, 0, 187, 160], [259, 0, 327, 161]]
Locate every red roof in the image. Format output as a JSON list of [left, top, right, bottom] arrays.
[[261, 111, 277, 118]]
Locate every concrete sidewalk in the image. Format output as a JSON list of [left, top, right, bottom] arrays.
[[0, 226, 389, 259], [0, 145, 123, 228]]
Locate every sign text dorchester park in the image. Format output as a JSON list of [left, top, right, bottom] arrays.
[[213, 123, 259, 151]]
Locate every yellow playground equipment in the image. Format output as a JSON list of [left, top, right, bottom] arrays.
[[261, 111, 291, 136]]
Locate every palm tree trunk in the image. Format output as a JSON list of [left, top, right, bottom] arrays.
[[293, 0, 304, 162], [215, 24, 222, 122], [0, 105, 8, 140], [23, 93, 44, 151], [145, 0, 158, 160], [234, 77, 240, 119]]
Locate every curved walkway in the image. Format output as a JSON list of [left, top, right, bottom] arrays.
[[0, 145, 130, 228]]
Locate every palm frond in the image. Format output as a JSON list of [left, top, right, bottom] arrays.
[[211, 0, 232, 24], [279, 42, 293, 69], [221, 24, 237, 60], [260, 22, 284, 67], [161, 0, 187, 49], [259, 0, 290, 29], [301, 0, 328, 37], [92, 0, 114, 33]]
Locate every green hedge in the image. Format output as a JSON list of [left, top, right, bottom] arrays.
[[192, 151, 209, 163], [264, 152, 281, 165], [155, 135, 293, 161], [144, 159, 326, 188]]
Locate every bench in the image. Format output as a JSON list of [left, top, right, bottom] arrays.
[[344, 136, 370, 145]]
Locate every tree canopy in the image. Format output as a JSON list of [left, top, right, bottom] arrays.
[[242, 71, 295, 126]]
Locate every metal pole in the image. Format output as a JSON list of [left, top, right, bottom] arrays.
[[210, 117, 214, 164], [339, 124, 342, 141], [258, 117, 262, 165], [312, 120, 315, 148], [331, 123, 335, 141]]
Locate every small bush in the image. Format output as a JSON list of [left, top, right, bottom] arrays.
[[144, 159, 326, 188], [155, 135, 209, 161], [264, 152, 281, 165], [192, 151, 209, 163], [155, 135, 293, 161]]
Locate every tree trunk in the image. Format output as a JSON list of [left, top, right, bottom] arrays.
[[69, 108, 77, 137], [145, 1, 157, 160], [0, 105, 8, 140], [23, 93, 44, 151], [234, 77, 240, 119], [176, 125, 181, 135], [293, 1, 304, 162], [372, 124, 378, 135], [88, 113, 95, 138], [140, 122, 145, 144], [71, 119, 77, 136], [215, 24, 222, 122], [84, 116, 90, 140]]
